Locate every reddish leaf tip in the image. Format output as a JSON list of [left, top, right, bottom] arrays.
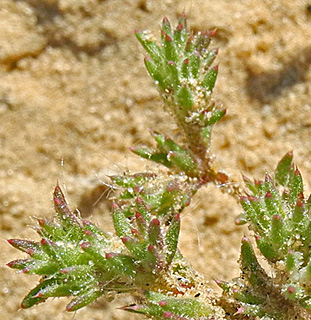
[[150, 218, 160, 226], [83, 230, 94, 236], [241, 236, 250, 243], [105, 252, 117, 259], [287, 285, 296, 294], [82, 219, 91, 226], [60, 268, 70, 274], [121, 304, 139, 311], [80, 241, 92, 249], [37, 218, 46, 226], [272, 214, 281, 220], [176, 23, 184, 31], [234, 217, 245, 225], [33, 292, 44, 298], [112, 202, 119, 210], [240, 196, 248, 202], [121, 237, 131, 244], [163, 311, 176, 319], [165, 34, 173, 42], [209, 29, 217, 37], [22, 268, 30, 274], [158, 300, 167, 307], [174, 213, 180, 221], [131, 228, 141, 236], [148, 244, 155, 251], [247, 195, 258, 202], [26, 248, 35, 255], [7, 239, 15, 246], [296, 198, 304, 207], [65, 304, 73, 312]]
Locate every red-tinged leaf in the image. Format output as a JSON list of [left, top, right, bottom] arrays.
[[148, 218, 162, 246], [21, 280, 56, 308], [53, 185, 80, 225], [7, 259, 32, 270], [7, 239, 41, 257]]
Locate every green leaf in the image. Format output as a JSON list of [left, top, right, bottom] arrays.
[[167, 150, 198, 175], [204, 108, 226, 126], [275, 151, 293, 186], [113, 205, 132, 238], [130, 146, 173, 168], [144, 57, 165, 87], [162, 32, 177, 62], [289, 168, 303, 205], [173, 14, 188, 53], [148, 218, 162, 246], [203, 48, 218, 69], [240, 237, 265, 287], [176, 84, 194, 108], [21, 280, 56, 308], [188, 50, 200, 77], [165, 213, 180, 264], [66, 288, 103, 311], [135, 31, 164, 65], [255, 236, 279, 261], [270, 214, 288, 254], [202, 66, 218, 92]]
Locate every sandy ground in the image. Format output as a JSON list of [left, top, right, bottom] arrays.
[[1, 0, 311, 319]]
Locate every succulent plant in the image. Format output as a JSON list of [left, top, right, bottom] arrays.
[[7, 14, 311, 320], [217, 152, 311, 319], [7, 179, 222, 318], [133, 14, 227, 185]]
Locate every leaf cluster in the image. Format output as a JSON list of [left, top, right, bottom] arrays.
[[7, 15, 311, 320]]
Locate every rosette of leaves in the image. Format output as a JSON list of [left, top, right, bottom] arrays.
[[108, 172, 224, 318], [218, 152, 311, 319], [7, 177, 221, 318], [8, 186, 138, 311]]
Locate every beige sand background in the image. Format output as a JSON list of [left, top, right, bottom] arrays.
[[1, 0, 311, 319]]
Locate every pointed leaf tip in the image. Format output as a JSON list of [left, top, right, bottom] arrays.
[[275, 151, 294, 186], [241, 236, 250, 243], [209, 29, 217, 37]]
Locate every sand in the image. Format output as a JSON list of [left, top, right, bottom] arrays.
[[1, 0, 311, 319]]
